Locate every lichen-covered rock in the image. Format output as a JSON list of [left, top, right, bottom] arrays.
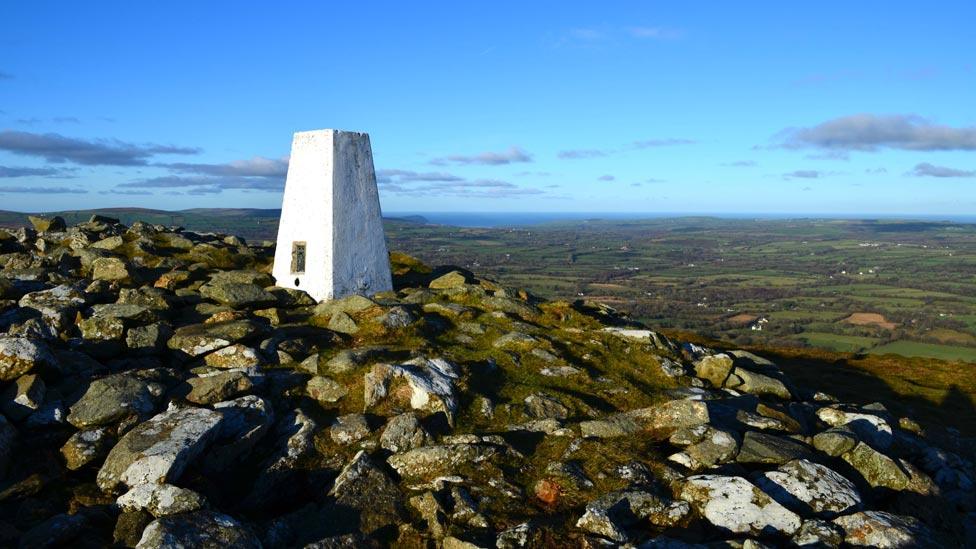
[[792, 519, 845, 547], [388, 443, 500, 480], [18, 284, 87, 330], [67, 370, 168, 428], [183, 370, 254, 405], [327, 450, 405, 535], [813, 427, 858, 457], [757, 459, 861, 517], [167, 319, 268, 358], [679, 475, 802, 536], [330, 413, 370, 445], [817, 406, 893, 450], [364, 357, 459, 425], [694, 353, 734, 387], [841, 442, 910, 491], [576, 490, 690, 542], [307, 375, 348, 404], [524, 392, 570, 420], [118, 483, 206, 517], [203, 395, 274, 472], [97, 406, 224, 493], [379, 412, 429, 453], [667, 426, 739, 471], [832, 510, 937, 548], [136, 510, 261, 549], [737, 431, 812, 465], [61, 428, 113, 470], [200, 282, 277, 309], [203, 343, 262, 369], [0, 336, 56, 381], [92, 256, 133, 282]]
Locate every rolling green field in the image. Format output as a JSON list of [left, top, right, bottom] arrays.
[[4, 208, 975, 363]]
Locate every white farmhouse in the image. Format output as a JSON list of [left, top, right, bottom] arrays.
[[272, 129, 393, 302]]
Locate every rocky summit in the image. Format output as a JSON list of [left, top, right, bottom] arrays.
[[0, 215, 973, 548]]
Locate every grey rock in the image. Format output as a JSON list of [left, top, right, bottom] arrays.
[[203, 343, 263, 369], [380, 306, 416, 328], [204, 395, 274, 472], [18, 512, 86, 549], [841, 442, 910, 491], [97, 405, 224, 493], [792, 519, 844, 547], [679, 474, 802, 536], [832, 510, 937, 548], [200, 282, 277, 309], [330, 413, 370, 445], [328, 450, 405, 535], [364, 357, 459, 426], [307, 375, 348, 404], [380, 412, 429, 453], [388, 443, 500, 480], [576, 490, 690, 542], [61, 428, 113, 470], [0, 336, 56, 381], [126, 323, 173, 355], [524, 393, 570, 420], [118, 483, 206, 517], [737, 431, 812, 465], [813, 427, 858, 457], [92, 256, 133, 282], [67, 370, 168, 428], [136, 510, 261, 549], [167, 319, 268, 358], [757, 459, 861, 517], [327, 311, 359, 334], [183, 370, 254, 405]]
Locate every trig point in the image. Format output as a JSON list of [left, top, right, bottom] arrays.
[[272, 129, 393, 302]]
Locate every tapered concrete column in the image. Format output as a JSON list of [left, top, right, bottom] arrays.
[[272, 129, 393, 302]]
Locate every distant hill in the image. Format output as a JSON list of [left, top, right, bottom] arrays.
[[0, 208, 427, 242]]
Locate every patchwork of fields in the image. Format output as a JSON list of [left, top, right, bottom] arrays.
[[384, 217, 976, 363]]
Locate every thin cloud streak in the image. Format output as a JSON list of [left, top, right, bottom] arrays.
[[0, 130, 200, 166]]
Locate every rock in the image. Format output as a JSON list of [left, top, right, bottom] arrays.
[[1, 373, 45, 420], [183, 370, 254, 405], [0, 336, 56, 381], [679, 475, 802, 536], [67, 371, 168, 428], [241, 409, 317, 511], [203, 395, 274, 472], [832, 510, 936, 548], [18, 284, 87, 330], [328, 450, 405, 535], [200, 282, 277, 309], [203, 343, 263, 369], [380, 413, 429, 453], [813, 427, 858, 457], [313, 294, 377, 317], [388, 443, 500, 480], [328, 311, 359, 334], [364, 357, 459, 426], [118, 483, 205, 517], [61, 428, 113, 470], [817, 407, 893, 450], [524, 393, 570, 420], [78, 315, 125, 341], [27, 215, 67, 233], [493, 331, 539, 350], [380, 306, 416, 328], [726, 365, 793, 399], [410, 490, 448, 537], [737, 431, 812, 465], [667, 426, 739, 471], [576, 490, 690, 542], [97, 405, 224, 493], [694, 354, 734, 387], [429, 270, 470, 289], [167, 319, 268, 358], [757, 459, 861, 517], [324, 346, 393, 374], [18, 512, 86, 548], [330, 413, 371, 445], [115, 510, 153, 547], [792, 519, 845, 547], [307, 375, 348, 404], [842, 442, 910, 491], [126, 323, 172, 355], [136, 510, 261, 549], [91, 302, 156, 323], [92, 256, 133, 282]]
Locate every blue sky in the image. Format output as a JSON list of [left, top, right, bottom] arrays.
[[0, 1, 974, 215]]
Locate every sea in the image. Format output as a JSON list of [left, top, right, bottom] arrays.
[[386, 212, 976, 228]]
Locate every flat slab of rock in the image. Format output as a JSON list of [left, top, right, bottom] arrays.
[[832, 510, 937, 548], [680, 474, 802, 536], [757, 459, 861, 517], [97, 406, 224, 493], [167, 320, 268, 358], [737, 431, 812, 465], [67, 370, 168, 428]]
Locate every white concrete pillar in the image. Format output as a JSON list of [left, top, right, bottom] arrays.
[[272, 129, 393, 302]]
